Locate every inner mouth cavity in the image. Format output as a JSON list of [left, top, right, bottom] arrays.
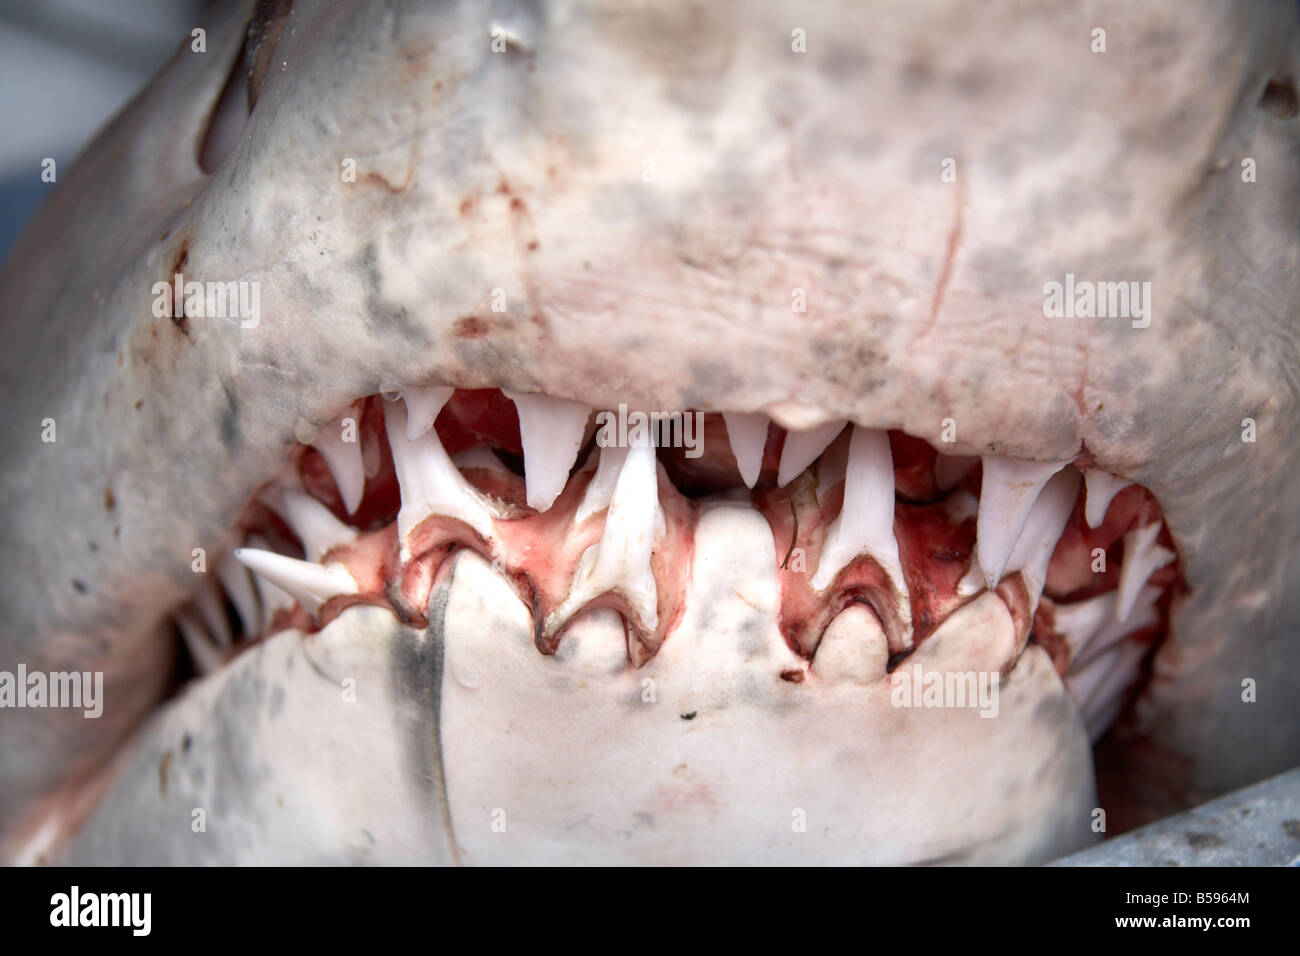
[[174, 388, 1182, 744]]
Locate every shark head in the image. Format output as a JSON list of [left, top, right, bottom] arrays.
[[1, 0, 1297, 864]]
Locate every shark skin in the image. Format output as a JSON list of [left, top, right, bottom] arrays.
[[0, 0, 1298, 862]]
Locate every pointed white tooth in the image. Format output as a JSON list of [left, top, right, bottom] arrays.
[[1083, 470, 1132, 528], [575, 445, 628, 524], [503, 390, 592, 511], [811, 429, 909, 633], [1067, 640, 1148, 743], [194, 579, 232, 649], [1004, 467, 1082, 613], [975, 456, 1071, 590], [554, 440, 660, 631], [281, 490, 358, 562], [1115, 524, 1175, 623], [233, 548, 357, 616], [1074, 586, 1160, 670], [934, 453, 977, 491], [382, 398, 496, 554], [1053, 591, 1117, 661], [777, 419, 846, 487], [722, 411, 770, 488], [246, 535, 296, 632], [216, 553, 260, 636], [176, 609, 225, 675], [403, 386, 455, 441], [311, 406, 365, 514]]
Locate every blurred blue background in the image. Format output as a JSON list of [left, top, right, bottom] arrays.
[[0, 0, 215, 264]]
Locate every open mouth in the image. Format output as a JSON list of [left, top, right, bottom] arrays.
[[171, 387, 1182, 759]]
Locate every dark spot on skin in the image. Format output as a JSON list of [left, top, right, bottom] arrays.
[[1283, 819, 1300, 841], [103, 487, 115, 511], [158, 749, 172, 797], [458, 197, 475, 216], [88, 541, 98, 553], [219, 376, 241, 450], [134, 399, 143, 410], [527, 240, 538, 251], [362, 829, 376, 844], [1259, 75, 1299, 119], [71, 579, 87, 594], [167, 241, 191, 336], [159, 229, 171, 242], [1185, 831, 1225, 850], [779, 669, 805, 683], [680, 711, 696, 720], [361, 170, 414, 193], [181, 732, 192, 754], [454, 316, 490, 338], [509, 196, 525, 213]]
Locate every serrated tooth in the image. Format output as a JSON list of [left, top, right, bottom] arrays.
[[553, 440, 660, 631], [194, 578, 232, 649], [811, 428, 909, 626], [233, 548, 357, 616], [1066, 639, 1148, 743], [246, 535, 296, 631], [1083, 470, 1132, 528], [504, 390, 592, 511], [311, 405, 365, 515], [403, 386, 455, 441], [280, 490, 358, 562], [216, 553, 260, 636], [176, 609, 224, 675], [777, 419, 846, 486], [574, 444, 627, 524], [722, 411, 770, 488], [975, 456, 1071, 590], [1003, 467, 1082, 613], [382, 398, 495, 553], [1115, 524, 1175, 623]]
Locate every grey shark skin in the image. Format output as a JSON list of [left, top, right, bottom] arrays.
[[0, 0, 1297, 863]]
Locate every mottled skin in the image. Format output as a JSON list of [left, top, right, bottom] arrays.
[[0, 0, 1297, 859]]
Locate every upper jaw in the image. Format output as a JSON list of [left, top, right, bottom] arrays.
[[2, 0, 1299, 844]]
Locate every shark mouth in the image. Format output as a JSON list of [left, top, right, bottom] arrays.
[[171, 387, 1182, 753]]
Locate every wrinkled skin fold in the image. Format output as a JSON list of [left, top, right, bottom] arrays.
[[0, 0, 1298, 862]]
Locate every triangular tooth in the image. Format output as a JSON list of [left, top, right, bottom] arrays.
[[216, 553, 260, 636], [574, 445, 628, 524], [312, 406, 365, 514], [503, 390, 592, 511], [1083, 469, 1133, 528], [382, 398, 495, 554], [722, 411, 770, 488], [1115, 524, 1175, 623], [1004, 467, 1082, 613], [811, 428, 909, 630], [233, 548, 357, 617], [194, 578, 232, 649], [403, 386, 455, 441], [1053, 591, 1116, 661], [281, 490, 358, 562], [246, 535, 296, 631], [176, 609, 224, 675], [777, 419, 846, 486], [1067, 640, 1149, 743], [554, 440, 660, 631], [1070, 585, 1160, 670], [976, 456, 1071, 590]]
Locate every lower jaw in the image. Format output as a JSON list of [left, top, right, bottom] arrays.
[[57, 518, 1098, 865]]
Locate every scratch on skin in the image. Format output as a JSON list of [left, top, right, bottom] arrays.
[[924, 174, 965, 337]]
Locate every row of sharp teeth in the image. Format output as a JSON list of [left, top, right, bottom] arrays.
[[176, 390, 1174, 692]]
